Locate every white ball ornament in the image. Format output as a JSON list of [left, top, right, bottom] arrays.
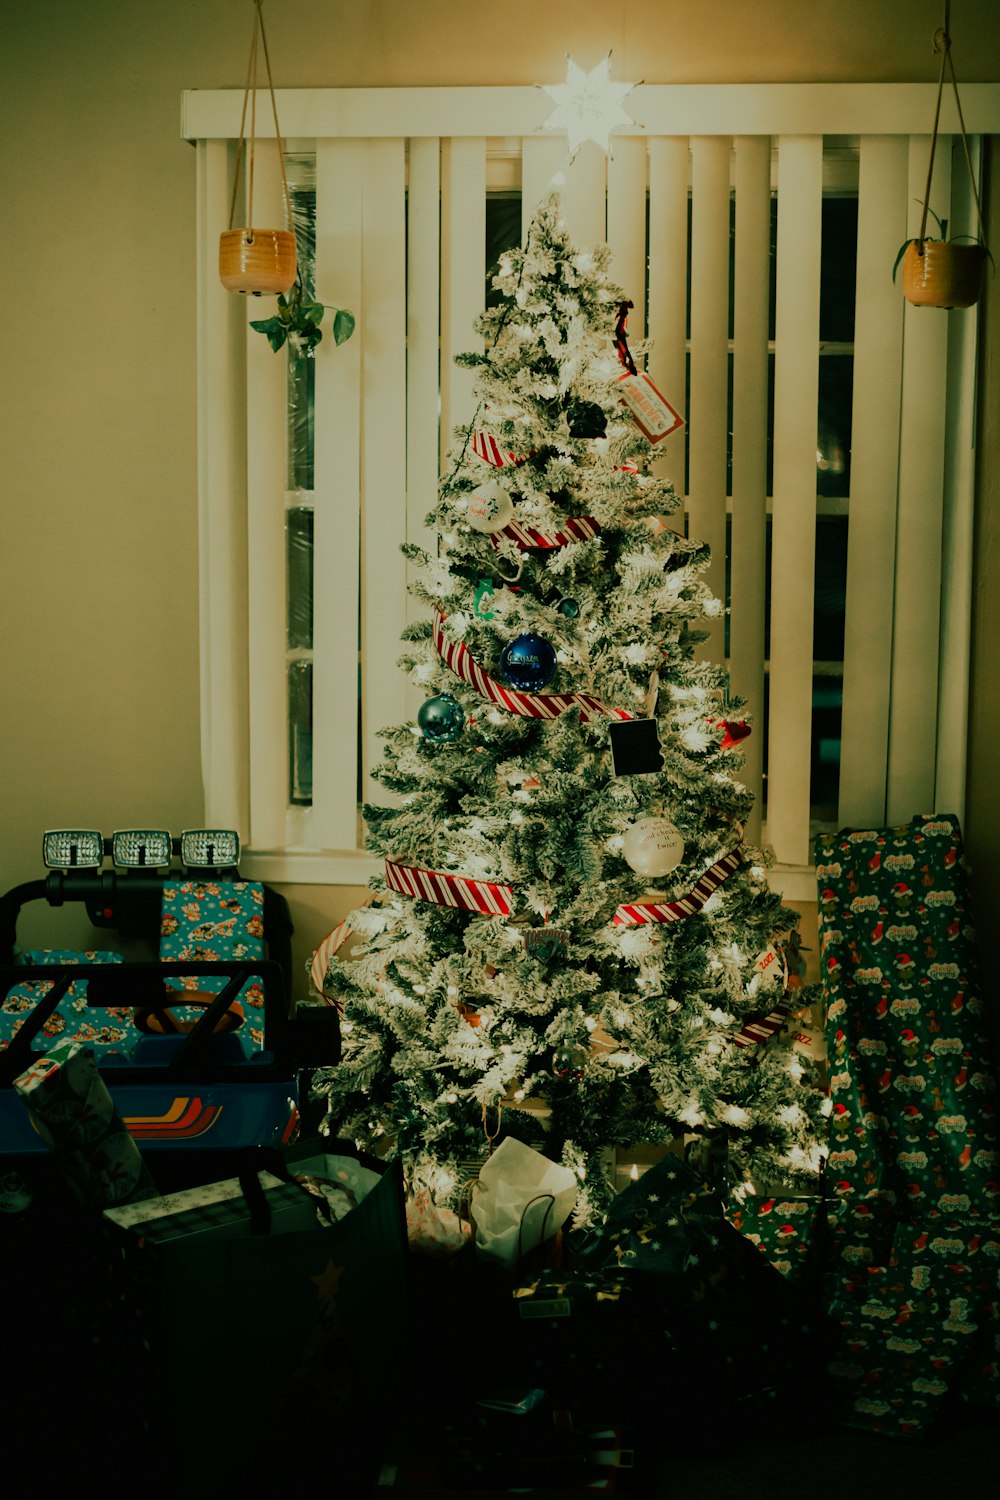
[[466, 483, 515, 534], [622, 818, 684, 877]]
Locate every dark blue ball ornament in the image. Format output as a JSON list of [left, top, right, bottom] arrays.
[[499, 633, 558, 692], [557, 597, 580, 620], [417, 693, 465, 743]]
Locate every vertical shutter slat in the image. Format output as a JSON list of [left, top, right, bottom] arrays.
[[521, 136, 566, 239], [312, 139, 364, 848], [359, 139, 409, 809], [245, 143, 291, 850], [647, 137, 690, 488], [440, 138, 486, 464], [688, 136, 732, 664], [768, 135, 823, 868], [936, 136, 982, 824], [405, 136, 443, 721], [196, 139, 250, 838], [607, 137, 648, 333], [730, 135, 772, 844], [838, 135, 908, 829], [561, 140, 607, 249], [887, 134, 952, 823]]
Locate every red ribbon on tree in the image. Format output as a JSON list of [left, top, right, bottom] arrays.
[[384, 859, 514, 916], [614, 300, 638, 375], [612, 847, 742, 925], [493, 514, 602, 550], [433, 614, 632, 724]]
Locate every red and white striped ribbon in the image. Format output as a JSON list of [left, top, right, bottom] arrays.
[[385, 858, 514, 916], [432, 614, 632, 724], [310, 894, 377, 1011], [473, 430, 527, 468], [494, 515, 602, 550], [611, 848, 742, 926], [731, 1001, 792, 1049]]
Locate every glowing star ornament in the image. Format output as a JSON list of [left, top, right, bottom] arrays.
[[540, 55, 638, 160]]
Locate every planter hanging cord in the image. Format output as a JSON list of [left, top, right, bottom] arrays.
[[917, 0, 988, 253], [227, 0, 294, 240]]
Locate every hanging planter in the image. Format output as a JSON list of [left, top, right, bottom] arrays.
[[219, 0, 296, 297], [897, 227, 989, 310], [893, 5, 991, 310]]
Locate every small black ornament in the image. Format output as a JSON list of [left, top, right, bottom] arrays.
[[565, 397, 607, 439], [608, 718, 664, 776]]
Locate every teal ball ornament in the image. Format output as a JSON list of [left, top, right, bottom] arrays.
[[557, 596, 580, 619], [499, 633, 557, 692], [417, 693, 465, 743]]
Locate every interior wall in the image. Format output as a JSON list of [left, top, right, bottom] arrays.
[[2, 1, 998, 998]]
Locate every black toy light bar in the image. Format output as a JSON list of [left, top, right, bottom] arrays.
[[42, 829, 241, 874]]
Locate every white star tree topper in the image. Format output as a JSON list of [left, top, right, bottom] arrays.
[[541, 54, 639, 159]]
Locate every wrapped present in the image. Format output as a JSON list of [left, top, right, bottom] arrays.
[[0, 948, 138, 1058], [159, 879, 267, 1053], [14, 1039, 157, 1208], [825, 1213, 1000, 1438], [581, 1155, 836, 1405], [724, 1187, 829, 1286]]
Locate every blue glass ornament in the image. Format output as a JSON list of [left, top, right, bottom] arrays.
[[417, 693, 465, 743], [499, 633, 558, 692], [557, 596, 580, 619]]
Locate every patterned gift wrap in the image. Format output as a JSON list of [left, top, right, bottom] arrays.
[[579, 1156, 834, 1405], [159, 880, 266, 1053], [815, 812, 1000, 1435], [724, 1191, 828, 1286], [14, 1039, 157, 1208], [0, 949, 137, 1058]]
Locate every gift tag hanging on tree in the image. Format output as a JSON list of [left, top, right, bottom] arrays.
[[608, 670, 664, 775], [613, 301, 684, 445]]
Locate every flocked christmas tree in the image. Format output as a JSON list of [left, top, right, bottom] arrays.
[[314, 194, 826, 1228]]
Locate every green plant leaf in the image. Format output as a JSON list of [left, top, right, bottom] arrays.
[[250, 316, 288, 352], [303, 301, 326, 324], [333, 308, 356, 345]]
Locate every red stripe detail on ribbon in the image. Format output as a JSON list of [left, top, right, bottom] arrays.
[[385, 859, 514, 916], [611, 848, 742, 926], [432, 615, 632, 724], [472, 430, 527, 468], [494, 515, 602, 550], [731, 1002, 792, 1049]]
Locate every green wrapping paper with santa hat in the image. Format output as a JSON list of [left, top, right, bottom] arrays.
[[815, 812, 1000, 1437]]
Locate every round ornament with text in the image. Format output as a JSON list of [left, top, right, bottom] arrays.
[[417, 693, 465, 744], [466, 483, 515, 534], [622, 818, 685, 878], [499, 633, 558, 692]]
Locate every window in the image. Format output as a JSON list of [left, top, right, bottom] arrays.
[[187, 85, 993, 893]]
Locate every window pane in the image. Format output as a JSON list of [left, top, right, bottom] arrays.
[[288, 658, 313, 807], [288, 162, 317, 491], [814, 514, 848, 662], [818, 355, 853, 497], [286, 507, 314, 651], [486, 194, 522, 307], [820, 196, 859, 343]]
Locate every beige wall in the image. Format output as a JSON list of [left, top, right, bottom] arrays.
[[2, 1, 999, 999]]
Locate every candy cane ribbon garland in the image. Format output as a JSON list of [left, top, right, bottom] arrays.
[[494, 515, 602, 550], [473, 430, 526, 468], [432, 614, 632, 724], [611, 847, 742, 925], [385, 859, 514, 916]]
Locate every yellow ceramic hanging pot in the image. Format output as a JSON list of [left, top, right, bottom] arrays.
[[219, 0, 296, 297]]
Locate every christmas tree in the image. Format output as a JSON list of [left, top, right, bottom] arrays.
[[314, 194, 826, 1228]]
